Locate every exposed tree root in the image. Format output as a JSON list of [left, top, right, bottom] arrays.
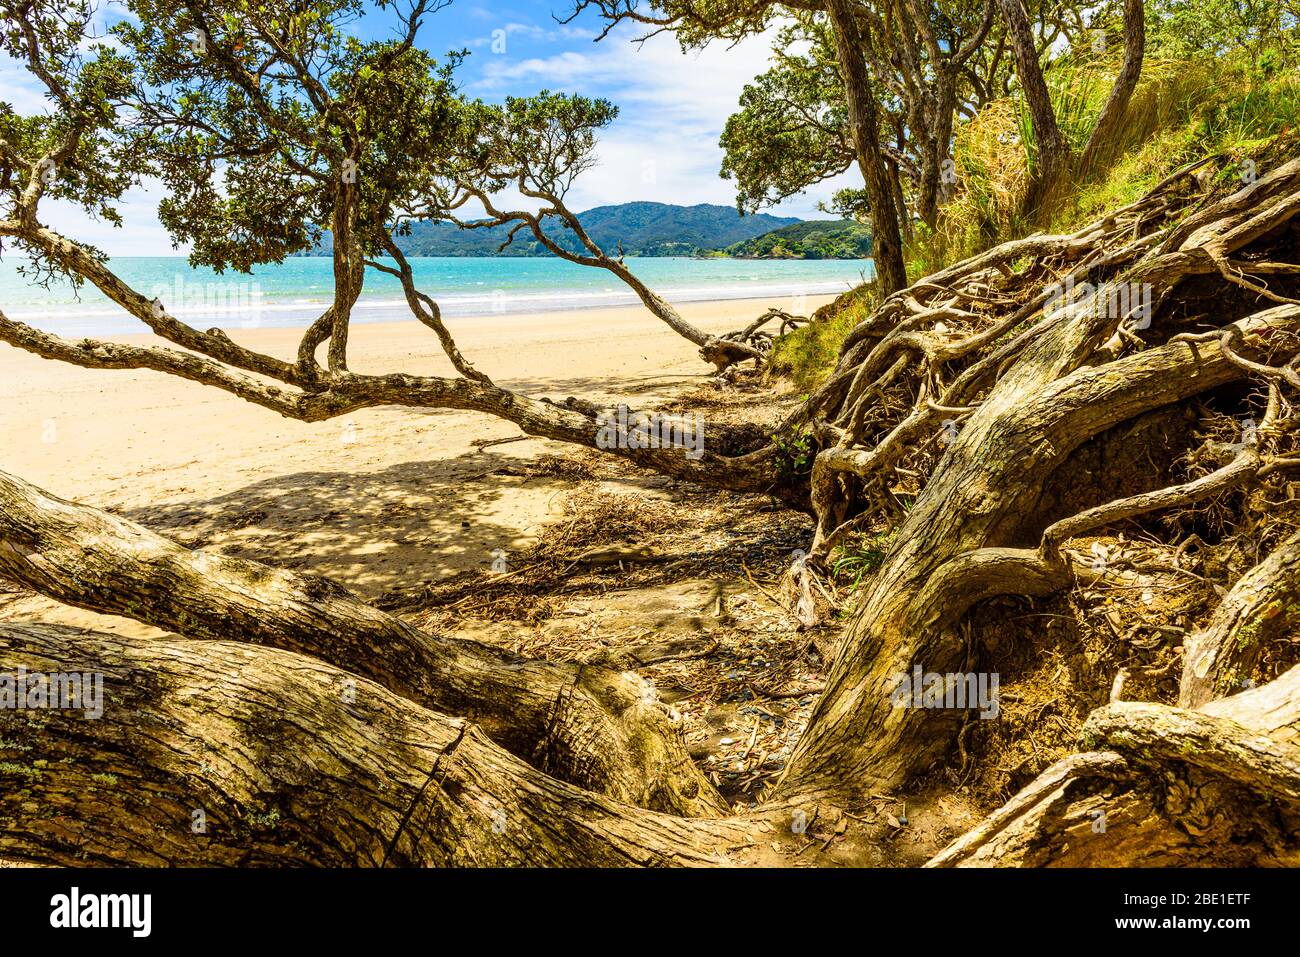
[[0, 623, 760, 866], [928, 665, 1300, 866], [0, 470, 726, 819], [1181, 527, 1300, 708]]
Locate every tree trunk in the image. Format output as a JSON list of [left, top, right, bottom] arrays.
[[0, 623, 760, 866], [995, 0, 1072, 207], [1078, 0, 1146, 178], [1180, 527, 1300, 708], [773, 303, 1300, 802], [826, 0, 908, 296], [0, 469, 725, 818], [929, 667, 1300, 866], [7, 155, 1300, 868], [773, 159, 1300, 803]]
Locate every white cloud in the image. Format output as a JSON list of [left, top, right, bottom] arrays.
[[10, 20, 851, 257], [471, 24, 848, 219], [0, 56, 56, 116], [39, 180, 185, 258], [466, 22, 597, 49]]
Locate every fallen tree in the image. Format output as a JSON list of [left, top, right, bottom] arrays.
[[0, 622, 761, 866], [0, 469, 725, 819]]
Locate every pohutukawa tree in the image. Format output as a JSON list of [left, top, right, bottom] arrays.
[[567, 0, 912, 295], [3, 0, 1300, 866], [720, 1, 1013, 251], [579, 0, 1152, 291], [421, 93, 780, 371], [994, 0, 1147, 204]]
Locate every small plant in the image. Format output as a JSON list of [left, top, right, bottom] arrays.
[[831, 531, 895, 591], [766, 286, 874, 390], [771, 428, 815, 476]]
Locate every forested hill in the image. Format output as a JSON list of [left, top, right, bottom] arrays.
[[720, 219, 873, 259], [300, 202, 800, 257]]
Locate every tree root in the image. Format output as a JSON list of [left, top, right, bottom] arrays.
[[0, 623, 759, 866], [0, 470, 726, 818], [929, 666, 1300, 866]]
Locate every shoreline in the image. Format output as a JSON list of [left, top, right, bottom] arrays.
[[0, 257, 870, 335], [56, 289, 847, 342], [0, 294, 835, 628], [3, 286, 861, 335]]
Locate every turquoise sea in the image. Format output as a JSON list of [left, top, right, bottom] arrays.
[[0, 256, 875, 337]]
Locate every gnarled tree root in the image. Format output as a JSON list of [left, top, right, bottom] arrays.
[[0, 623, 759, 866], [1181, 527, 1300, 708], [0, 470, 725, 818], [927, 665, 1300, 866]]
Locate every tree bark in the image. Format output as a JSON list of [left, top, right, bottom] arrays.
[[0, 469, 726, 818], [825, 0, 908, 296], [773, 303, 1300, 803], [929, 666, 1300, 866], [1078, 0, 1146, 177], [1180, 527, 1300, 708], [0, 306, 796, 504], [0, 623, 759, 866], [995, 0, 1072, 206]]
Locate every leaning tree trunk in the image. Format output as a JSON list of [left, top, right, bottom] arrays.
[[1077, 0, 1146, 178], [826, 0, 908, 296], [995, 0, 1072, 207], [0, 623, 761, 866], [0, 470, 725, 819]]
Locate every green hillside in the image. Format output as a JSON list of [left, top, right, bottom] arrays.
[[303, 202, 800, 257], [721, 219, 873, 259]]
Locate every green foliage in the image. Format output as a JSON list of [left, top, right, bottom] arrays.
[[719, 17, 850, 214], [773, 13, 1300, 393], [113, 0, 467, 271], [1145, 0, 1300, 67], [831, 530, 895, 592], [766, 287, 872, 390], [907, 47, 1300, 277], [0, 0, 144, 275], [720, 219, 872, 260], [769, 427, 815, 476]]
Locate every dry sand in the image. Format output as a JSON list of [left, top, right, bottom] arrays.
[[0, 295, 833, 634]]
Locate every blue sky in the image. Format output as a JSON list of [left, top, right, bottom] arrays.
[[1, 0, 854, 255]]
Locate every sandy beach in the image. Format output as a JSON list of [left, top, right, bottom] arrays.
[[0, 295, 833, 634]]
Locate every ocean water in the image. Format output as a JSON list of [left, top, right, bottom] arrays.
[[0, 256, 874, 337]]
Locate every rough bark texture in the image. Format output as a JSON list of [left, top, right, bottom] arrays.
[[7, 154, 1300, 868], [0, 470, 726, 819], [929, 667, 1300, 866], [826, 0, 907, 296], [996, 0, 1071, 202], [1078, 0, 1146, 177], [1181, 528, 1300, 708], [0, 623, 759, 866], [776, 305, 1300, 802]]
